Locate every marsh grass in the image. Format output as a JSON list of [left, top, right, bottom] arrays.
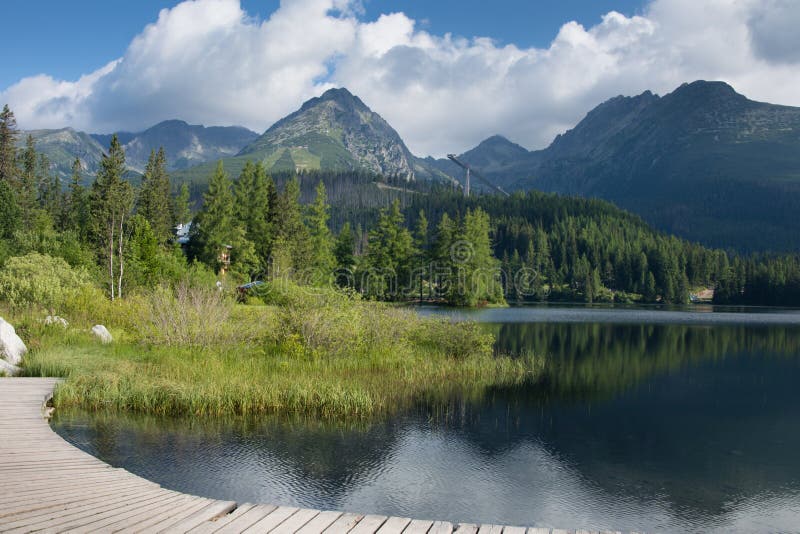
[[14, 282, 541, 419]]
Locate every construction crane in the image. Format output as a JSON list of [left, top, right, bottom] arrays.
[[447, 154, 510, 197]]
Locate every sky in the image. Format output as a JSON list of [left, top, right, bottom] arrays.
[[2, 0, 800, 157]]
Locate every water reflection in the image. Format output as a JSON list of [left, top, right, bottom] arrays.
[[53, 317, 800, 533]]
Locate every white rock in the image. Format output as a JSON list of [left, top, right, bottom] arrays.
[[0, 317, 27, 366], [0, 358, 21, 376], [91, 325, 113, 344], [45, 316, 69, 328]]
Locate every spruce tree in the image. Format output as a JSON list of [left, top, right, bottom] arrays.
[[0, 180, 20, 240], [334, 222, 355, 272], [17, 135, 38, 221], [364, 199, 414, 299], [188, 161, 236, 273], [64, 159, 89, 238], [173, 182, 191, 225], [271, 177, 311, 279], [90, 135, 134, 300], [306, 181, 335, 282], [0, 105, 18, 185], [137, 148, 173, 243], [233, 161, 272, 269]]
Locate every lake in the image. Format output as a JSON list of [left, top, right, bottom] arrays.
[[51, 305, 800, 533]]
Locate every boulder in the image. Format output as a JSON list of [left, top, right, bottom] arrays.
[[0, 317, 27, 366], [91, 325, 113, 344], [0, 358, 21, 376], [45, 315, 69, 328]]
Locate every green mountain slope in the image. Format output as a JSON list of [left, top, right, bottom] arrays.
[[237, 88, 448, 181], [173, 88, 452, 186], [19, 121, 259, 181], [441, 81, 800, 252], [16, 128, 106, 179], [115, 120, 258, 173]]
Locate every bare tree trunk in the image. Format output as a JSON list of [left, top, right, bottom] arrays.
[[108, 217, 115, 301], [117, 213, 125, 299]]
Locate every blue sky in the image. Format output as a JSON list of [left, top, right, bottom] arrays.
[[1, 0, 646, 91]]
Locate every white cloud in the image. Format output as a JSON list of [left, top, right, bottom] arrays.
[[2, 0, 800, 157]]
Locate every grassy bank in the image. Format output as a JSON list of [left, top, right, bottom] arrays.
[[12, 283, 540, 418]]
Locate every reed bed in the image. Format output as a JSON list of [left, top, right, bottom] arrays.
[[16, 283, 540, 419]]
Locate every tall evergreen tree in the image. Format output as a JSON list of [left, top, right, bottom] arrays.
[[64, 159, 89, 238], [173, 182, 191, 225], [233, 161, 272, 269], [413, 210, 430, 299], [364, 199, 414, 299], [137, 148, 173, 243], [306, 181, 335, 282], [0, 180, 20, 240], [90, 135, 134, 300], [0, 105, 17, 185], [188, 161, 236, 273], [271, 177, 311, 279], [334, 222, 356, 272], [17, 135, 38, 221], [37, 153, 61, 220]]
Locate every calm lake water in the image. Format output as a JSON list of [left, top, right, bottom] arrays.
[[52, 305, 800, 533]]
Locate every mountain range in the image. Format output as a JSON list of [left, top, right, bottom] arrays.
[[18, 121, 259, 179], [437, 81, 800, 252], [20, 80, 800, 252]]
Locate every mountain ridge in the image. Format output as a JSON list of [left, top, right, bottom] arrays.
[[439, 80, 800, 251]]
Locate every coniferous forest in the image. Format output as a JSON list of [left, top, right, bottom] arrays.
[[1, 104, 798, 307]]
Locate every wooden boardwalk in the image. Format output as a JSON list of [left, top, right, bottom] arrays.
[[0, 378, 622, 534]]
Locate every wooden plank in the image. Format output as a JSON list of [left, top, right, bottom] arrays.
[[2, 489, 179, 533], [270, 508, 322, 534], [349, 514, 389, 534], [454, 524, 479, 534], [504, 528, 527, 534], [115, 497, 214, 533], [429, 521, 454, 534], [63, 493, 195, 533], [323, 512, 365, 534], [296, 510, 343, 534], [376, 516, 412, 534], [157, 499, 237, 533], [190, 503, 258, 534], [478, 525, 503, 534], [214, 505, 278, 534], [404, 519, 434, 534], [0, 480, 157, 516], [242, 505, 300, 533]]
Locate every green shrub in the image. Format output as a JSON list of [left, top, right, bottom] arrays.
[[410, 318, 494, 359], [0, 253, 93, 310], [130, 284, 239, 347]]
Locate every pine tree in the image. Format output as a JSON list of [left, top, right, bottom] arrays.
[[0, 105, 18, 185], [173, 182, 191, 225], [306, 181, 335, 283], [64, 159, 89, 238], [233, 161, 272, 269], [189, 161, 236, 274], [413, 210, 429, 299], [90, 135, 134, 300], [271, 177, 311, 279], [37, 152, 61, 220], [334, 222, 356, 272], [137, 148, 173, 243], [364, 199, 414, 299], [17, 135, 38, 221], [0, 180, 20, 239]]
